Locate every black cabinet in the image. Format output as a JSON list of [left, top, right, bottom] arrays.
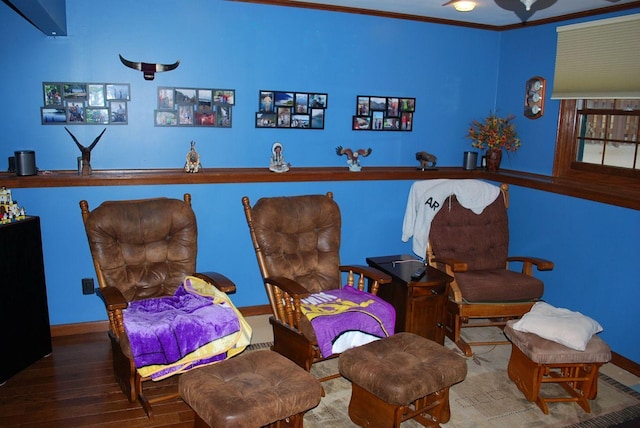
[[0, 217, 52, 384]]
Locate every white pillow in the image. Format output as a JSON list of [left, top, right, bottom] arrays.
[[511, 302, 603, 351]]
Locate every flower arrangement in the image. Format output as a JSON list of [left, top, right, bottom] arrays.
[[467, 112, 520, 152]]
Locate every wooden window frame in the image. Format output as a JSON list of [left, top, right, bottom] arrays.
[[554, 99, 640, 192]]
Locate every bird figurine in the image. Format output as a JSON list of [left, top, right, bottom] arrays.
[[416, 151, 437, 170], [119, 54, 180, 80], [65, 127, 106, 176], [336, 146, 372, 172]]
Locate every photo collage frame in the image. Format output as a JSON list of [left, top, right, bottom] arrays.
[[255, 90, 328, 129], [41, 82, 131, 125], [353, 96, 415, 131], [155, 87, 235, 127]]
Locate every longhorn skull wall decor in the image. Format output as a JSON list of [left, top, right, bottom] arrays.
[[119, 54, 180, 80]]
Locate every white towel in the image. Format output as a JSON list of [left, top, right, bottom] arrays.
[[401, 179, 501, 258]]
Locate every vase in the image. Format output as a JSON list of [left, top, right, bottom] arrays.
[[486, 149, 502, 172]]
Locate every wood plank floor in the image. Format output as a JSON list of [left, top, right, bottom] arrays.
[[0, 333, 196, 427]]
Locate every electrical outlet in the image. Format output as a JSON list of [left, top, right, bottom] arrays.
[[82, 278, 95, 295]]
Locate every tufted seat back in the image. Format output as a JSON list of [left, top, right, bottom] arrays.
[[429, 194, 508, 271], [83, 197, 197, 302], [249, 194, 341, 294]]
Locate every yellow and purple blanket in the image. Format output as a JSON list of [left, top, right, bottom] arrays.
[[123, 276, 251, 380], [301, 286, 395, 358]]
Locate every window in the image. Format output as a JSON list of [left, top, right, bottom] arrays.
[[554, 99, 640, 188]]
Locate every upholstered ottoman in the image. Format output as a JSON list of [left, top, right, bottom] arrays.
[[338, 332, 467, 428], [504, 320, 611, 414], [179, 350, 323, 428]]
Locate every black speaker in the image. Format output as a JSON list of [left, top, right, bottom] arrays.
[[15, 150, 37, 176]]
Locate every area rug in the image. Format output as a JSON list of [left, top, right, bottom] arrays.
[[248, 330, 640, 427]]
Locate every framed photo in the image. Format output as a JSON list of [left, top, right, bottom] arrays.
[[195, 110, 215, 126], [43, 83, 63, 106], [106, 84, 130, 101], [356, 96, 370, 115], [294, 93, 308, 113], [352, 95, 415, 132], [110, 101, 128, 124], [256, 112, 276, 127], [260, 91, 275, 112], [213, 89, 235, 105], [67, 102, 85, 123], [310, 93, 328, 109], [86, 108, 110, 124], [158, 87, 175, 109], [383, 117, 400, 130], [370, 97, 386, 111], [41, 107, 66, 124], [216, 105, 232, 127], [178, 105, 194, 126], [400, 98, 416, 112], [387, 98, 400, 117], [87, 84, 105, 107], [155, 110, 178, 126], [275, 92, 294, 107], [291, 114, 310, 128], [64, 83, 87, 101], [175, 88, 197, 104], [277, 106, 291, 127], [400, 112, 413, 131], [198, 89, 212, 110], [310, 108, 325, 129], [352, 116, 371, 130]]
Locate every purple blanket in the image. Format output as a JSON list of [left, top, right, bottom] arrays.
[[123, 284, 240, 373], [301, 286, 396, 358]]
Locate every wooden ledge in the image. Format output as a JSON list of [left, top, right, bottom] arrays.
[[1, 166, 638, 210]]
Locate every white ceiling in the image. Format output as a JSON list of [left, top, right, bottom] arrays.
[[281, 0, 639, 27]]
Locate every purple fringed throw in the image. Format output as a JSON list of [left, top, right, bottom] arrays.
[[123, 284, 240, 372]]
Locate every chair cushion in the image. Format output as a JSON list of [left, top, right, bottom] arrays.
[[510, 302, 603, 351], [339, 332, 467, 405], [85, 197, 197, 301], [250, 194, 341, 293], [456, 269, 544, 302], [505, 320, 611, 364], [179, 350, 322, 428]]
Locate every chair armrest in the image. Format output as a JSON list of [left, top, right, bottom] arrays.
[[340, 264, 392, 295], [430, 257, 468, 273], [193, 272, 237, 294], [96, 286, 128, 311], [507, 256, 554, 276], [265, 276, 311, 298]]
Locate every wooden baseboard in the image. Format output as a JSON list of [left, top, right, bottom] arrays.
[[50, 304, 272, 337], [611, 351, 640, 377]]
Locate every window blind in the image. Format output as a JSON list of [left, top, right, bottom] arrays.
[[551, 13, 640, 99]]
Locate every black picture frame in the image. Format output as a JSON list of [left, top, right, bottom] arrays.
[[256, 90, 328, 130], [353, 95, 415, 132], [154, 86, 236, 127]]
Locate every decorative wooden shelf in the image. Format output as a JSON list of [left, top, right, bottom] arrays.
[[1, 166, 638, 210]]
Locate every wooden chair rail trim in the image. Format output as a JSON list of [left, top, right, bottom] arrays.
[[2, 166, 638, 210]]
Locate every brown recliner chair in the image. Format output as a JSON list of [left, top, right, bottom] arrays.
[[427, 184, 554, 357], [80, 194, 238, 418], [242, 192, 392, 376]]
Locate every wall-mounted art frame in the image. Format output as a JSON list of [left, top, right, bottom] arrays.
[[256, 90, 328, 129], [154, 86, 235, 127], [41, 81, 131, 125], [353, 95, 415, 131]]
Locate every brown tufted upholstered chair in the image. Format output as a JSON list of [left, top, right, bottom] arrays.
[[242, 192, 391, 376], [80, 194, 237, 418], [427, 184, 554, 357]]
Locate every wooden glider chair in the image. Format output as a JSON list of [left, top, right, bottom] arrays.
[[80, 194, 240, 418], [426, 184, 554, 357], [242, 192, 392, 377]]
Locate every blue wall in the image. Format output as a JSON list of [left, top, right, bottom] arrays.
[[1, 0, 638, 362]]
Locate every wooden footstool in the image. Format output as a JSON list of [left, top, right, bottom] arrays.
[[504, 320, 611, 414], [338, 332, 467, 428], [179, 350, 323, 428]]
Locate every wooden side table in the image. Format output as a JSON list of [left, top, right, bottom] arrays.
[[367, 254, 451, 345]]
